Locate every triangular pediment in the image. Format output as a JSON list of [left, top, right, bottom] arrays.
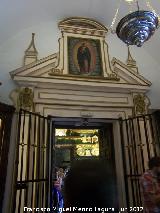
[[10, 53, 58, 78], [111, 58, 151, 86], [10, 52, 151, 88]]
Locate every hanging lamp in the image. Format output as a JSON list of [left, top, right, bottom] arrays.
[[111, 0, 159, 47]]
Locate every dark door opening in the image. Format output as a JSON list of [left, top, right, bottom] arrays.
[[51, 118, 118, 210]]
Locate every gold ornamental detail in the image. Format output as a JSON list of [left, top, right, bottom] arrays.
[[19, 87, 34, 111], [48, 68, 63, 76], [133, 94, 146, 115]]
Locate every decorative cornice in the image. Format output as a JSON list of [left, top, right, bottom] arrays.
[[48, 72, 120, 81], [58, 17, 108, 37], [59, 17, 108, 32], [13, 75, 151, 95]]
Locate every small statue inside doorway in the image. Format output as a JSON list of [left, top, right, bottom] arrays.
[[19, 87, 34, 111]]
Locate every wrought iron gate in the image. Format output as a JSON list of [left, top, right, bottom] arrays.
[[12, 109, 54, 213], [12, 109, 160, 210], [0, 103, 15, 211], [120, 112, 160, 208]]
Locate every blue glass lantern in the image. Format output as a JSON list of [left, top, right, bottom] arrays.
[[116, 10, 159, 47]]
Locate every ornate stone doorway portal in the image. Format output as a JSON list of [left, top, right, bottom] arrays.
[[8, 17, 152, 211]]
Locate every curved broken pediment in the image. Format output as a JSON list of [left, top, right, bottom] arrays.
[[58, 17, 108, 32]]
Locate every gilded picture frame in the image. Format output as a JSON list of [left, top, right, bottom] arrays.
[[68, 37, 103, 76]]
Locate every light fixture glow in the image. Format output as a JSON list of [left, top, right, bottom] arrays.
[[125, 0, 134, 2]]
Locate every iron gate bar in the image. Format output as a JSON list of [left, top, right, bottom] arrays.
[[128, 119, 137, 206], [136, 115, 145, 205], [148, 114, 157, 156], [125, 119, 136, 205], [46, 117, 50, 208], [12, 110, 22, 213], [130, 119, 139, 175], [125, 113, 152, 119], [35, 115, 40, 208], [42, 117, 45, 208], [46, 119, 50, 208], [143, 116, 151, 160], [0, 116, 5, 155], [119, 118, 130, 209], [31, 114, 37, 208], [125, 120, 134, 175], [17, 179, 47, 183], [130, 118, 141, 205], [24, 113, 31, 207], [137, 117, 145, 173], [18, 110, 26, 213], [50, 121, 55, 209], [153, 112, 160, 146]]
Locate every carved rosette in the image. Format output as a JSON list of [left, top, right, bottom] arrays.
[[133, 94, 150, 116]]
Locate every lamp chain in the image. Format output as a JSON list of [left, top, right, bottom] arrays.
[[110, 0, 122, 33], [110, 0, 159, 34], [127, 1, 135, 13], [136, 0, 140, 11]]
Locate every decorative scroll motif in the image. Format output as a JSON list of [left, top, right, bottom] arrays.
[[108, 72, 119, 80], [19, 87, 34, 111], [48, 68, 63, 75], [133, 94, 149, 115]]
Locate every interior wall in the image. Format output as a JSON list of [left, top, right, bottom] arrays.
[[0, 21, 160, 109]]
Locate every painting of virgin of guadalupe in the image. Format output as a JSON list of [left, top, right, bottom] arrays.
[[68, 37, 103, 76]]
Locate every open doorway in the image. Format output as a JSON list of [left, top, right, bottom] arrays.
[[52, 121, 118, 210], [12, 111, 120, 213]]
